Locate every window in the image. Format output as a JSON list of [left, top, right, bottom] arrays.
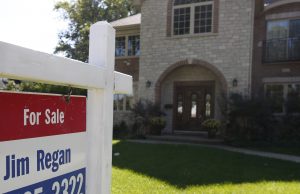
[[114, 94, 132, 111], [177, 94, 183, 115], [265, 83, 300, 114], [194, 4, 212, 33], [128, 35, 140, 56], [266, 85, 284, 113], [191, 93, 197, 118], [173, 7, 191, 35], [264, 19, 300, 62], [115, 37, 126, 57], [205, 94, 211, 117], [173, 0, 213, 36], [115, 35, 140, 57]]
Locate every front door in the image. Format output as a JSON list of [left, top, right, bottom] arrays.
[[174, 81, 215, 131]]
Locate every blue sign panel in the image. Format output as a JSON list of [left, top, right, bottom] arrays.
[[5, 168, 85, 194]]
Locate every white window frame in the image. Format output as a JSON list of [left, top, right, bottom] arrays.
[[115, 35, 140, 58], [172, 0, 214, 36]]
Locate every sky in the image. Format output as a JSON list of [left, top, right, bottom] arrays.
[[0, 0, 68, 54]]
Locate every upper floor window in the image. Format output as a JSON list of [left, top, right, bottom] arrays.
[[128, 36, 140, 56], [173, 0, 213, 36], [266, 20, 300, 39], [116, 37, 126, 57], [115, 35, 140, 57], [263, 19, 300, 63]]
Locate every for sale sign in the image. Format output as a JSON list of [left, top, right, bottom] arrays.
[[0, 91, 87, 194]]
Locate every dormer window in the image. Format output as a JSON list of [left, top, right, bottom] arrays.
[[173, 0, 214, 36]]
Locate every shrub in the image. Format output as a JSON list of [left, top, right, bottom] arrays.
[[113, 120, 129, 139], [202, 119, 221, 138], [149, 117, 166, 135], [4, 80, 86, 95], [131, 99, 165, 137], [226, 93, 274, 144]]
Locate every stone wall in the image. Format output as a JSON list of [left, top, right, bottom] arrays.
[[139, 0, 255, 101]]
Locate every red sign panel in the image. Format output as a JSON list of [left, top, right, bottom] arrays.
[[0, 91, 86, 142]]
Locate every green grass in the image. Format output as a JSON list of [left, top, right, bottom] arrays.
[[112, 141, 300, 194]]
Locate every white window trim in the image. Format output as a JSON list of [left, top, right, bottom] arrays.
[[115, 35, 140, 58], [172, 1, 214, 36]]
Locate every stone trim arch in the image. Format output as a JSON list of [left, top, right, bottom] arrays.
[[154, 59, 227, 103], [166, 0, 220, 37]]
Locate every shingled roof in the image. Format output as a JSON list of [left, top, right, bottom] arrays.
[[111, 13, 141, 27]]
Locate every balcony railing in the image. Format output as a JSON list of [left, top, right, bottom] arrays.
[[263, 37, 300, 63]]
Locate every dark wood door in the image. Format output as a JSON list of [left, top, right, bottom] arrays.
[[174, 82, 214, 131]]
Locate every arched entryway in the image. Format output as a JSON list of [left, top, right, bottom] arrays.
[[155, 59, 227, 133]]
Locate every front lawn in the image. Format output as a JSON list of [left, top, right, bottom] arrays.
[[112, 141, 300, 194], [245, 145, 300, 157]]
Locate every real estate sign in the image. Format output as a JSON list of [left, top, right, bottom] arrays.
[[0, 91, 87, 193]]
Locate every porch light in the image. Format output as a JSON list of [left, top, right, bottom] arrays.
[[146, 80, 152, 88]]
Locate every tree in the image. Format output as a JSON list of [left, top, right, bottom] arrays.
[[5, 80, 87, 96], [54, 0, 138, 62]]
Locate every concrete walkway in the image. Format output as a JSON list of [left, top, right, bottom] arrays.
[[128, 139, 300, 163]]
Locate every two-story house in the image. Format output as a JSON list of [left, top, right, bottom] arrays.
[[112, 0, 300, 134]]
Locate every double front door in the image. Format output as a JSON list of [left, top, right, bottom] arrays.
[[174, 81, 215, 131]]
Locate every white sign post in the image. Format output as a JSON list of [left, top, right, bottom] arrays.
[[0, 22, 132, 194], [87, 22, 115, 194]]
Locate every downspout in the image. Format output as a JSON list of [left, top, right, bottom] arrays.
[[248, 0, 256, 98]]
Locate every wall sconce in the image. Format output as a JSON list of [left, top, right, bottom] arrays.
[[146, 80, 152, 88], [232, 78, 238, 87]]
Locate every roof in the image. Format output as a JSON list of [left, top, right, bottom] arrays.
[[111, 13, 141, 27]]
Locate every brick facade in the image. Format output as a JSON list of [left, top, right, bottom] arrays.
[[252, 1, 300, 97], [115, 58, 139, 82]]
